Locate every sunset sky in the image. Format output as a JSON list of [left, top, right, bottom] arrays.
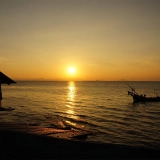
[[0, 0, 160, 81]]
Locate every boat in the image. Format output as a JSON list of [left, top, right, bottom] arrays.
[[126, 83, 160, 103]]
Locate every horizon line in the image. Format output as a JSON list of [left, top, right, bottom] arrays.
[[13, 79, 160, 82]]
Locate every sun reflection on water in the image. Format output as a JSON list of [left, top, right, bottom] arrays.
[[65, 81, 86, 129], [66, 81, 76, 115]]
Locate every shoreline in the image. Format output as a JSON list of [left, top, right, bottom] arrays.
[[0, 122, 160, 159]]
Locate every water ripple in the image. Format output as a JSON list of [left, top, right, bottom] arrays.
[[1, 81, 160, 149]]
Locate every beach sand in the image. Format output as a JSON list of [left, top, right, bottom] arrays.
[[0, 122, 160, 159]]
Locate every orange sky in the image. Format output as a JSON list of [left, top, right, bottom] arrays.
[[0, 0, 160, 81]]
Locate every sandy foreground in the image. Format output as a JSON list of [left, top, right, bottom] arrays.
[[0, 122, 160, 159]]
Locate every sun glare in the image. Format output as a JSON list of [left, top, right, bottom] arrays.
[[68, 67, 75, 74]]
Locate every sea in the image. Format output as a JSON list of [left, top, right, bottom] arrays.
[[1, 81, 160, 150]]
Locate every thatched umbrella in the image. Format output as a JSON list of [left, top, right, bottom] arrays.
[[0, 71, 16, 107]]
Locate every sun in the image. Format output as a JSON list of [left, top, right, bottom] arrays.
[[68, 67, 76, 74]]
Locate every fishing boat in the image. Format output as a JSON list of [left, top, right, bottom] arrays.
[[126, 83, 160, 103]]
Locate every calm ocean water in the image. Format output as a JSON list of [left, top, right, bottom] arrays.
[[1, 81, 160, 149]]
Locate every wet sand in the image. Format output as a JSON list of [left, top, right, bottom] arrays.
[[0, 122, 160, 159]]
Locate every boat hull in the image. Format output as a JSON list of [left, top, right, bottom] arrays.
[[133, 96, 160, 103]]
